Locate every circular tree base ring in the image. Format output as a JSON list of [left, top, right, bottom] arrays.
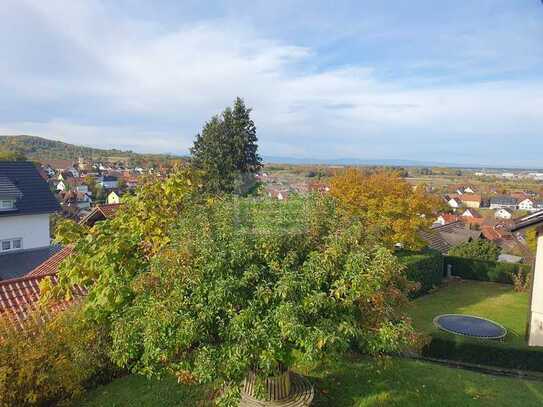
[[433, 314, 507, 339], [240, 373, 314, 406]]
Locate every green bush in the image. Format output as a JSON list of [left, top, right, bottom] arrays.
[[397, 250, 444, 297], [448, 240, 501, 262], [0, 306, 116, 406], [422, 333, 543, 373], [444, 256, 531, 284]]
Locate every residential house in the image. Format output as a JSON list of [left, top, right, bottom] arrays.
[[58, 170, 77, 181], [79, 203, 122, 227], [456, 186, 476, 195], [55, 179, 67, 192], [97, 175, 119, 189], [75, 184, 90, 195], [41, 159, 75, 173], [459, 194, 481, 209], [461, 208, 483, 225], [125, 177, 139, 189], [0, 161, 60, 279], [0, 268, 84, 331], [511, 192, 530, 201], [490, 196, 518, 210], [420, 221, 483, 254], [28, 245, 74, 276], [107, 190, 122, 205], [42, 165, 55, 178], [447, 197, 461, 209], [518, 198, 540, 212], [495, 208, 513, 220], [435, 213, 460, 226], [481, 225, 502, 242], [60, 190, 92, 210]]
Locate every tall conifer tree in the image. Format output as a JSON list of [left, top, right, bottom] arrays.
[[191, 97, 262, 194]]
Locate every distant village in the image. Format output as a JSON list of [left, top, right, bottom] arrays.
[[2, 158, 542, 285], [426, 184, 542, 264], [38, 157, 170, 222]]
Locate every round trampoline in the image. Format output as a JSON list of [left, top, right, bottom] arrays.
[[433, 314, 507, 339]]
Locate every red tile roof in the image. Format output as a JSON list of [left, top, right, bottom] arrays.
[[27, 246, 74, 277], [481, 226, 501, 241], [40, 159, 75, 170], [439, 213, 460, 224], [462, 208, 483, 218], [459, 194, 482, 203], [79, 203, 122, 226], [0, 273, 86, 331]]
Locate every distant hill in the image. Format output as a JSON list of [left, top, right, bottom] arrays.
[[0, 135, 180, 163], [262, 155, 462, 168]]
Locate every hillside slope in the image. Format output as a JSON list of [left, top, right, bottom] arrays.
[[0, 135, 179, 162]]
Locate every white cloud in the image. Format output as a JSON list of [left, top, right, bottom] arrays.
[[1, 0, 543, 165]]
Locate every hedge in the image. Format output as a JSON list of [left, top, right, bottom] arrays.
[[444, 256, 531, 284], [397, 250, 444, 297], [422, 333, 543, 373]]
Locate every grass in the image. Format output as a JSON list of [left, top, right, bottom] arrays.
[[80, 356, 543, 406], [80, 374, 207, 406], [81, 281, 542, 406], [407, 279, 529, 348]]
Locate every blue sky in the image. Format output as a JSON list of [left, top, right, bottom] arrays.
[[0, 1, 542, 166]]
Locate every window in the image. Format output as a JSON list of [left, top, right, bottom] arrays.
[[0, 200, 15, 210], [0, 238, 23, 253]]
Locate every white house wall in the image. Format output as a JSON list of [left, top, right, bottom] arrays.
[[529, 228, 543, 346], [0, 214, 51, 251]]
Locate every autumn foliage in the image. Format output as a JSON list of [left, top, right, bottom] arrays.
[[330, 168, 440, 250]]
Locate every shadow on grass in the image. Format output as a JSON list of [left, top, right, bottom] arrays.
[[298, 354, 413, 407], [300, 354, 543, 407]]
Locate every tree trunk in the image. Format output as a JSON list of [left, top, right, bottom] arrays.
[[242, 369, 291, 401]]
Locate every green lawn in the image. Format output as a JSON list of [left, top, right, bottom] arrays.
[[408, 280, 529, 348], [80, 282, 542, 406], [80, 356, 543, 406]]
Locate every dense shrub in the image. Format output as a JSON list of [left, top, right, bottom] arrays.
[[448, 240, 501, 262], [397, 250, 444, 297], [444, 256, 531, 284], [422, 333, 543, 373], [0, 306, 115, 407]]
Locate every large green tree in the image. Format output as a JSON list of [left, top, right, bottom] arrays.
[[49, 167, 201, 318], [106, 196, 416, 404], [190, 97, 262, 194]]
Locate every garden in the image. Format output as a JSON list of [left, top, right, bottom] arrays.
[[408, 278, 543, 373], [80, 355, 543, 406], [2, 100, 542, 406]]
